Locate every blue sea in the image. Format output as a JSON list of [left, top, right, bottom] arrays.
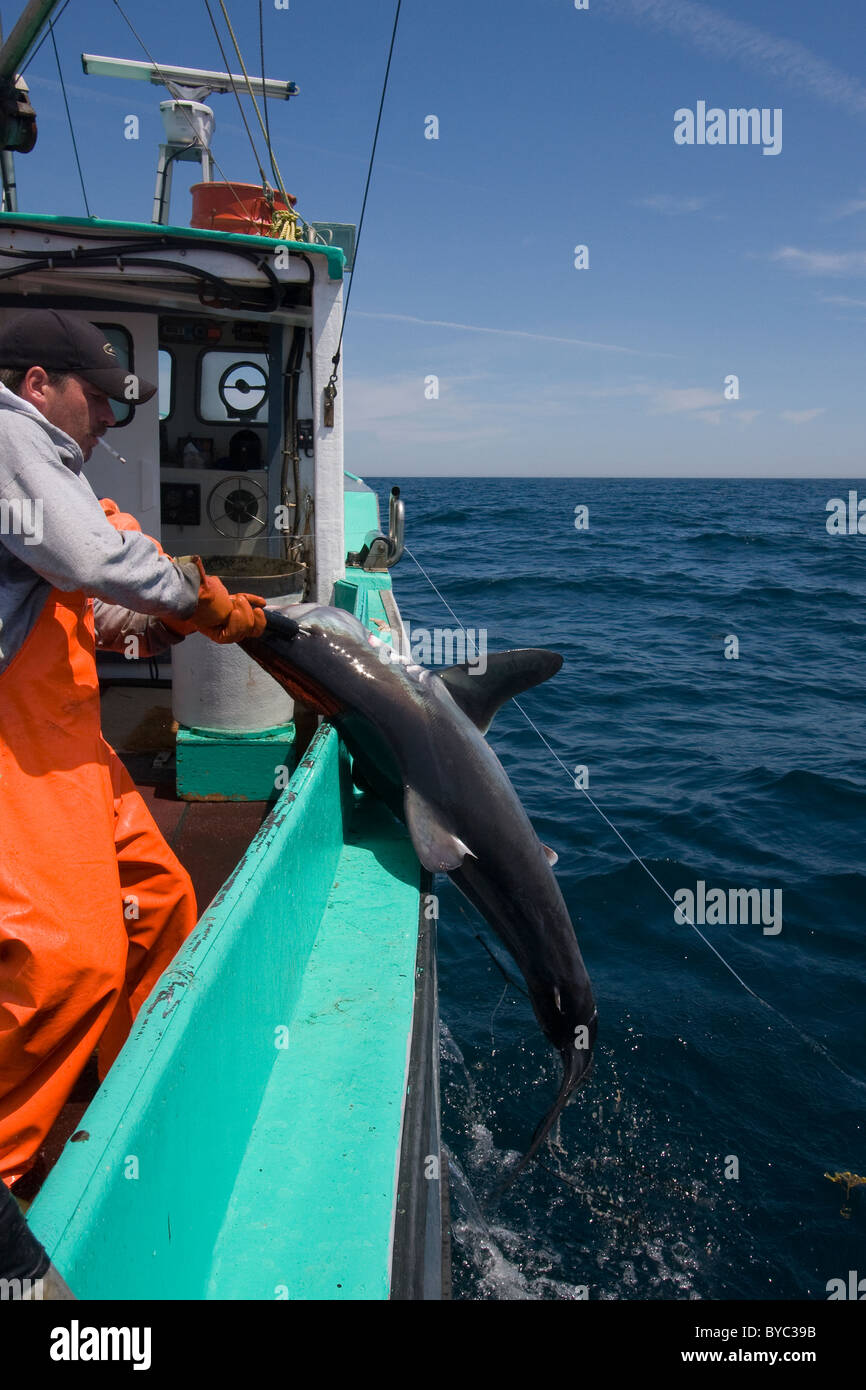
[[371, 476, 866, 1302]]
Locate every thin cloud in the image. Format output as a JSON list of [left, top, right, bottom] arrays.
[[343, 374, 512, 449], [352, 311, 674, 357], [821, 294, 866, 308], [28, 75, 136, 110], [606, 0, 866, 116], [772, 247, 866, 275], [571, 382, 654, 399], [651, 386, 722, 413], [634, 193, 710, 214], [831, 194, 866, 220], [780, 409, 825, 424]]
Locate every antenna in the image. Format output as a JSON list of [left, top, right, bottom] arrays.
[[80, 54, 297, 102], [81, 53, 298, 225]]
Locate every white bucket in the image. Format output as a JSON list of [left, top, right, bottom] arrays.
[[171, 558, 306, 734]]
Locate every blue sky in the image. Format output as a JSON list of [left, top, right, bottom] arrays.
[[10, 0, 866, 475]]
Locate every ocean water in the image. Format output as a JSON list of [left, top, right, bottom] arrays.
[[370, 476, 866, 1302]]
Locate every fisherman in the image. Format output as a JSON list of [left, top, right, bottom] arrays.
[[0, 309, 266, 1192]]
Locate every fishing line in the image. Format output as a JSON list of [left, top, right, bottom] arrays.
[[258, 0, 274, 185], [490, 980, 509, 1043], [202, 0, 271, 189], [475, 933, 529, 997], [403, 544, 866, 1096], [324, 0, 402, 404], [48, 15, 90, 216], [216, 0, 291, 206]]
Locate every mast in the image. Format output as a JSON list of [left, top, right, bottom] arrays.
[[0, 1, 64, 177], [0, 0, 62, 81]]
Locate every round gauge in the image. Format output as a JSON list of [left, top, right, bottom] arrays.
[[207, 476, 268, 539], [217, 360, 269, 418]]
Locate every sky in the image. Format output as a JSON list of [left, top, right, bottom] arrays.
[[7, 0, 866, 476]]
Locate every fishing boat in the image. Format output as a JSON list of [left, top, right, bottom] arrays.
[[0, 0, 447, 1299]]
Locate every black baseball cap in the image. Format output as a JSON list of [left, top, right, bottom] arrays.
[[0, 309, 157, 403]]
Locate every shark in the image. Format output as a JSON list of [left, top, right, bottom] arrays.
[[241, 605, 597, 1182]]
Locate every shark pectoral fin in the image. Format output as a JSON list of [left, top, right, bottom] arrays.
[[436, 649, 564, 735], [404, 787, 476, 872], [540, 842, 559, 867]]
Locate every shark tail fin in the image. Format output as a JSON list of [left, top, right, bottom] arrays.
[[494, 1047, 592, 1200], [436, 649, 563, 734]]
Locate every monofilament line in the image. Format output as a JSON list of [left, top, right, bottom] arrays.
[[329, 0, 403, 377], [403, 545, 866, 1094], [406, 549, 758, 996], [49, 16, 90, 217]]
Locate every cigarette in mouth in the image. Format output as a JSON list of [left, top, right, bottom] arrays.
[[98, 438, 127, 465]]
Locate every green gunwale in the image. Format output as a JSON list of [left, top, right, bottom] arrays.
[[0, 211, 345, 279]]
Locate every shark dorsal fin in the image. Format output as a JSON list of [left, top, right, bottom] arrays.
[[404, 786, 476, 872], [436, 649, 563, 734]]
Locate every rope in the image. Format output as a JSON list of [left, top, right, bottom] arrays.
[[402, 544, 866, 1096], [325, 0, 402, 402], [269, 207, 301, 241], [202, 0, 270, 191], [258, 0, 273, 180], [217, 0, 291, 206], [48, 16, 90, 217]]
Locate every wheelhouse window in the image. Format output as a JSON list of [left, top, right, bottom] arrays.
[[94, 323, 133, 427], [158, 349, 174, 420]]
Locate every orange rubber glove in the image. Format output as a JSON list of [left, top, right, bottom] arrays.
[[100, 497, 144, 535], [206, 592, 268, 644], [164, 558, 267, 643]]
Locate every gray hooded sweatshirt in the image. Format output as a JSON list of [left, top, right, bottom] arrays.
[[0, 383, 199, 675]]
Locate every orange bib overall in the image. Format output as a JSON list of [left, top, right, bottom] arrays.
[[0, 586, 196, 1186]]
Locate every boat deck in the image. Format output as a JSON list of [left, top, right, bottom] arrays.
[[100, 682, 275, 913]]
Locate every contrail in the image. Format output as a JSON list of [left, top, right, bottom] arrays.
[[606, 0, 866, 117], [352, 311, 676, 358]]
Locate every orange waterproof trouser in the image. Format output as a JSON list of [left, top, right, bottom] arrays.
[[0, 588, 196, 1187]]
